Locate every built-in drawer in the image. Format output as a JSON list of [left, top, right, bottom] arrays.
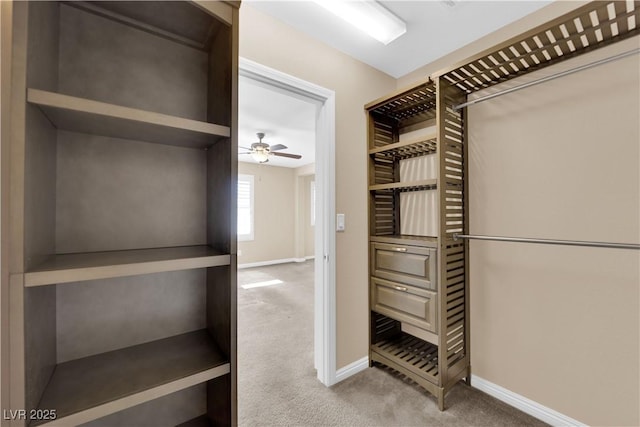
[[371, 242, 436, 290], [371, 277, 437, 333]]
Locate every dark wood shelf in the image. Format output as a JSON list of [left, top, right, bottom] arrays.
[[25, 246, 230, 286], [370, 235, 438, 247], [371, 332, 439, 383], [369, 132, 438, 158], [28, 89, 230, 149], [365, 80, 438, 123], [369, 179, 437, 192], [35, 330, 229, 427]]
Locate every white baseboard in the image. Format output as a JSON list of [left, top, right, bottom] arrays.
[[238, 258, 298, 269], [331, 362, 583, 425], [334, 356, 369, 384], [304, 255, 315, 260], [471, 375, 585, 427]]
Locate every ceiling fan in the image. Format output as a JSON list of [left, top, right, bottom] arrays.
[[240, 132, 302, 164]]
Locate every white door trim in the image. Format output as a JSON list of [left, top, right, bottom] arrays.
[[238, 57, 337, 386]]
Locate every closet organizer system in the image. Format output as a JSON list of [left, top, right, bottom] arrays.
[[365, 0, 640, 411], [4, 1, 238, 426]]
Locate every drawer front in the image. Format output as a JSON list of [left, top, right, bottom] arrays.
[[371, 242, 436, 290], [371, 277, 437, 333]]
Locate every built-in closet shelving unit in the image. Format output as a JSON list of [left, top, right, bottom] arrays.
[[365, 0, 639, 411], [6, 1, 239, 426], [366, 77, 469, 412]]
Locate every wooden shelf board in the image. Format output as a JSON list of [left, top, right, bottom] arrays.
[[372, 332, 439, 383], [370, 235, 438, 247], [365, 79, 436, 113], [25, 246, 230, 286], [369, 132, 437, 157], [369, 179, 437, 192], [28, 89, 230, 149], [35, 330, 229, 427]]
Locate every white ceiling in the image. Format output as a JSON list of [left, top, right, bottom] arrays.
[[239, 1, 552, 168], [245, 1, 552, 78]]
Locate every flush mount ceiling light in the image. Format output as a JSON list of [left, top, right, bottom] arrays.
[[314, 0, 406, 45]]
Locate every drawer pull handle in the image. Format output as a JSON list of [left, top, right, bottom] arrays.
[[392, 247, 407, 252], [393, 285, 408, 292]]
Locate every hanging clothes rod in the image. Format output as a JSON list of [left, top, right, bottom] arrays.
[[453, 234, 640, 250], [452, 48, 640, 111]]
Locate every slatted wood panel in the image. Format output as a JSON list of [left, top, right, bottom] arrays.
[[371, 312, 401, 343], [369, 180, 437, 193], [444, 242, 466, 368], [370, 137, 438, 160], [371, 153, 395, 186], [372, 332, 439, 383], [390, 139, 437, 159], [369, 81, 437, 123], [371, 120, 395, 149], [440, 1, 640, 93], [437, 79, 469, 386], [371, 193, 395, 236], [439, 84, 466, 242]]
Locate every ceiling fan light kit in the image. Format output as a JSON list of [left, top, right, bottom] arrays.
[[241, 132, 302, 164]]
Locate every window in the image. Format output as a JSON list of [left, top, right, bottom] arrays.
[[237, 174, 254, 241], [310, 180, 316, 227]]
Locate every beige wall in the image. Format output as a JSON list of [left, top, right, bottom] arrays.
[[467, 37, 639, 426], [238, 162, 316, 265], [237, 162, 295, 264], [397, 2, 639, 425], [294, 166, 315, 260], [239, 5, 397, 368], [301, 174, 314, 258]]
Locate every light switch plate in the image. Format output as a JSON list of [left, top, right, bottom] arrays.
[[336, 213, 345, 232]]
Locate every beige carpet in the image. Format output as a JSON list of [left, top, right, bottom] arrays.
[[237, 261, 547, 427]]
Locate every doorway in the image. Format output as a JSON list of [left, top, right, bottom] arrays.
[[238, 58, 337, 385]]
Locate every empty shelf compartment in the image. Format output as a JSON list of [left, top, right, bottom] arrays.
[[28, 89, 230, 149], [34, 330, 229, 426]]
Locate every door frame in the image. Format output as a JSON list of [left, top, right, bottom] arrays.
[[238, 57, 337, 386]]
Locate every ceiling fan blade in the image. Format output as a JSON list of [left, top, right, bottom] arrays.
[[269, 144, 287, 152], [272, 152, 302, 159], [239, 152, 252, 155], [239, 146, 254, 150]]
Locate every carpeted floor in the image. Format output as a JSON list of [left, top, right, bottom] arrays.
[[237, 261, 547, 427]]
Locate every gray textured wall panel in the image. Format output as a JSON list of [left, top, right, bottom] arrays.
[[55, 130, 206, 253], [58, 3, 208, 121], [56, 269, 206, 362]]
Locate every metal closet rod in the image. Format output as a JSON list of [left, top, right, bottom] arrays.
[[453, 234, 640, 250], [452, 48, 640, 110]]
